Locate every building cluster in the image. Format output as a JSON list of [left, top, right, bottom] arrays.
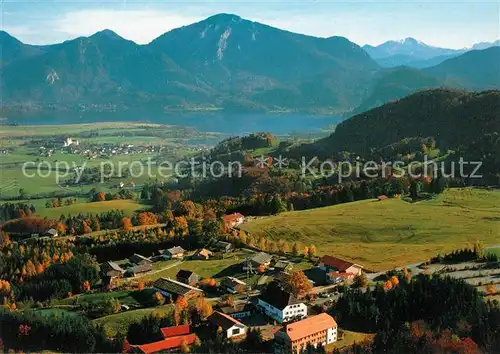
[[100, 224, 363, 354]]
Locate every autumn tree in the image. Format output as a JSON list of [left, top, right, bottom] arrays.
[[153, 291, 165, 306], [308, 245, 317, 258], [352, 273, 368, 289], [121, 217, 133, 231], [257, 264, 266, 274], [82, 280, 91, 293], [292, 242, 300, 256], [389, 275, 399, 288], [283, 271, 312, 298], [486, 284, 496, 296], [180, 339, 190, 353], [195, 296, 213, 319], [137, 280, 145, 291], [174, 296, 189, 325], [96, 192, 106, 202]]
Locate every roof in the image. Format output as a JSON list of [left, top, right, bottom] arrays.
[[219, 302, 253, 315], [284, 313, 337, 342], [101, 261, 125, 274], [45, 228, 58, 235], [275, 260, 293, 270], [130, 263, 152, 274], [130, 253, 152, 264], [161, 324, 190, 338], [216, 240, 232, 248], [328, 271, 355, 279], [250, 252, 273, 265], [167, 246, 185, 255], [209, 311, 246, 331], [197, 248, 213, 257], [153, 277, 203, 296], [319, 255, 362, 271], [259, 282, 302, 310], [137, 334, 197, 354], [221, 276, 246, 288], [223, 213, 244, 222], [176, 269, 196, 280]]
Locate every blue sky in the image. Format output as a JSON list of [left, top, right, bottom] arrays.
[[2, 0, 499, 48]]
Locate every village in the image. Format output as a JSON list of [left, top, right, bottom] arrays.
[[95, 213, 366, 354]]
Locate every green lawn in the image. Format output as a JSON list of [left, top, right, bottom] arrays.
[[92, 304, 174, 337], [241, 188, 500, 271], [137, 250, 255, 282], [486, 247, 500, 258], [326, 330, 375, 352], [37, 199, 148, 218], [54, 289, 152, 307]]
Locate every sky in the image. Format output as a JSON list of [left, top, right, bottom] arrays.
[[1, 0, 499, 49]]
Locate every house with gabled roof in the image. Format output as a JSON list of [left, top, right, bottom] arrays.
[[132, 324, 197, 354], [176, 269, 199, 286], [242, 252, 273, 271], [274, 313, 338, 354], [208, 311, 247, 339], [129, 253, 152, 266], [318, 255, 363, 284], [165, 246, 186, 259], [257, 282, 307, 323], [153, 277, 203, 300]]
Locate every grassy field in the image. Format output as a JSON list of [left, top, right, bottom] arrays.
[[326, 330, 375, 352], [37, 199, 148, 218], [486, 247, 500, 258], [92, 304, 174, 336], [241, 188, 500, 271], [137, 250, 255, 282]]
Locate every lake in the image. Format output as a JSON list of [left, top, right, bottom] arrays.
[[6, 110, 343, 135]]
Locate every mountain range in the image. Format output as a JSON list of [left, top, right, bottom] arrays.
[[1, 14, 499, 116], [363, 38, 500, 68]]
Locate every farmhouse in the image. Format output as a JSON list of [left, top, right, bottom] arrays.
[[153, 277, 203, 300], [318, 255, 363, 274], [129, 253, 153, 265], [100, 261, 125, 278], [214, 241, 234, 253], [274, 260, 293, 273], [218, 302, 254, 319], [208, 311, 247, 340], [223, 213, 245, 229], [242, 252, 273, 271], [274, 313, 338, 354], [165, 246, 186, 259], [220, 276, 246, 294], [257, 282, 307, 323], [133, 324, 197, 354], [126, 263, 152, 277], [175, 270, 199, 286], [43, 228, 58, 237], [193, 248, 213, 260]]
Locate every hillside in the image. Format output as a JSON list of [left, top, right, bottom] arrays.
[[423, 47, 500, 89], [353, 67, 443, 114], [1, 16, 499, 115], [0, 14, 378, 114], [240, 188, 500, 271], [315, 89, 500, 156]]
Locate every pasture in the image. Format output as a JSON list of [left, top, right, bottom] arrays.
[[37, 200, 148, 218], [241, 188, 500, 271]]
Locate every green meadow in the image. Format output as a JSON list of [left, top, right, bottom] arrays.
[[241, 188, 500, 271]]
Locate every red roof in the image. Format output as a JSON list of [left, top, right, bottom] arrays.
[[328, 271, 356, 279], [284, 313, 337, 341], [223, 213, 244, 222], [161, 324, 190, 338], [319, 255, 358, 271], [137, 334, 197, 354]]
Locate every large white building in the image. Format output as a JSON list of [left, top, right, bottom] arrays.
[[274, 313, 338, 354], [257, 282, 307, 323]]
